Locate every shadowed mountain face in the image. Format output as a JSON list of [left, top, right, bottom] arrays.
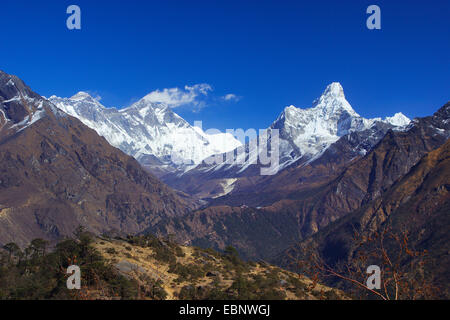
[[0, 71, 196, 247], [277, 138, 450, 295], [150, 103, 449, 260]]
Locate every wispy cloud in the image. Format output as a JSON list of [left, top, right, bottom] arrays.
[[143, 84, 212, 111], [222, 93, 241, 102], [141, 84, 240, 112]]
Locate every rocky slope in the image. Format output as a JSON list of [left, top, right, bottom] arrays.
[[0, 70, 196, 247], [278, 137, 450, 296]]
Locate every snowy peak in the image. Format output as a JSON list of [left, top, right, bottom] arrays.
[[323, 82, 345, 98], [0, 71, 65, 134], [312, 82, 358, 117], [385, 112, 410, 127], [52, 91, 105, 108], [123, 96, 185, 128], [49, 92, 108, 125], [274, 82, 360, 138], [70, 91, 95, 101], [48, 91, 242, 172], [266, 82, 413, 170]]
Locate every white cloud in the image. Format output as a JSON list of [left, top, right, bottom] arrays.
[[140, 84, 240, 112], [143, 83, 212, 110], [223, 93, 240, 101]]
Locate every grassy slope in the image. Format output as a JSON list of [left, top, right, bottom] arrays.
[[94, 235, 347, 300]]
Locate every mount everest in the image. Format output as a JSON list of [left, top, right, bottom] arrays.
[[49, 92, 242, 176]]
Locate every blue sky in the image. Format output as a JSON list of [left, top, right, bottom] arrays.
[[1, 0, 448, 131]]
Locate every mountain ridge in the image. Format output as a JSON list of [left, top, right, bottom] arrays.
[[49, 92, 242, 177], [163, 83, 411, 199], [149, 103, 449, 261], [0, 70, 196, 247], [277, 135, 450, 296]]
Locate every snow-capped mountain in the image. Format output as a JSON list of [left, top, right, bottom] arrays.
[[49, 82, 411, 197], [0, 69, 198, 247], [163, 82, 412, 199], [0, 72, 66, 136], [189, 82, 410, 174], [267, 82, 411, 169], [49, 92, 242, 175]]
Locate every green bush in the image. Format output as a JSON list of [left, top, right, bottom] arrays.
[[0, 230, 139, 300]]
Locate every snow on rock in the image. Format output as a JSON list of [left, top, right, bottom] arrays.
[[49, 92, 242, 169], [212, 178, 238, 198], [268, 83, 411, 164], [0, 72, 66, 133], [384, 112, 411, 127]]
